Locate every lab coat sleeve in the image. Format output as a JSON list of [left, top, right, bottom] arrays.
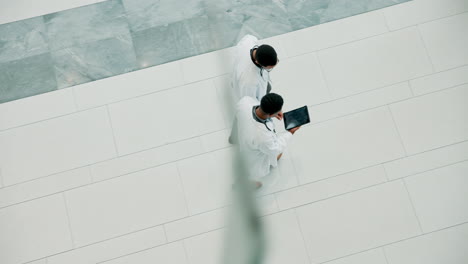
[[257, 131, 292, 158]]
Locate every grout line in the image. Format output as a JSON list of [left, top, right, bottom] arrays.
[[105, 105, 120, 157], [175, 162, 192, 217], [386, 10, 468, 32], [62, 192, 76, 248], [407, 80, 415, 96], [293, 209, 314, 264], [181, 240, 191, 264], [162, 225, 169, 243], [381, 164, 390, 182], [381, 10, 391, 32], [382, 247, 391, 264], [387, 105, 408, 157], [402, 179, 425, 234], [415, 24, 436, 73], [317, 221, 468, 264], [86, 166, 94, 183], [315, 51, 334, 99]]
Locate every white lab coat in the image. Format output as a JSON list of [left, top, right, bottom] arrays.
[[231, 35, 271, 103], [236, 96, 292, 179]]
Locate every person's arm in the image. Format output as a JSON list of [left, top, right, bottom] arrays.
[[257, 132, 292, 157]]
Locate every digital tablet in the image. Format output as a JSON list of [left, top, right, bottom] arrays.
[[283, 106, 310, 130]]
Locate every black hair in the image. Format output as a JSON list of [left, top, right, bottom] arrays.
[[260, 93, 283, 115], [256, 45, 278, 67]]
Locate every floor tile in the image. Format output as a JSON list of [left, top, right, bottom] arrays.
[[131, 21, 194, 66], [108, 80, 226, 155], [0, 167, 91, 208], [326, 248, 387, 264], [180, 48, 234, 84], [102, 241, 188, 264], [48, 225, 166, 264], [261, 210, 309, 264], [122, 0, 205, 32], [275, 165, 387, 210], [0, 195, 73, 264], [285, 0, 407, 31], [272, 52, 330, 110], [384, 223, 468, 264], [404, 161, 468, 233], [44, 0, 129, 51], [410, 65, 468, 95], [296, 181, 421, 263], [256, 194, 279, 216], [318, 27, 433, 98], [199, 129, 231, 153], [0, 53, 57, 103], [0, 17, 49, 63], [309, 82, 412, 124], [51, 34, 138, 89], [289, 107, 405, 184], [65, 163, 187, 246], [384, 141, 468, 180], [0, 107, 116, 186], [383, 0, 468, 30], [280, 10, 388, 57], [418, 12, 468, 71], [72, 60, 183, 110], [389, 84, 468, 155], [183, 229, 224, 264], [165, 208, 226, 242], [254, 150, 300, 196], [0, 0, 105, 25], [0, 88, 75, 131], [177, 148, 234, 215], [213, 74, 236, 124], [91, 137, 204, 182]]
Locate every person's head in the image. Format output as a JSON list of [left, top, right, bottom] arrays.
[[260, 93, 283, 118], [254, 44, 279, 71]]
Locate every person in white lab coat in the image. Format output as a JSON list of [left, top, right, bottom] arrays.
[[229, 35, 279, 144], [235, 93, 300, 187], [231, 34, 279, 102]]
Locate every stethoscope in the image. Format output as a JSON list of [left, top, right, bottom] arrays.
[[253, 106, 276, 133]]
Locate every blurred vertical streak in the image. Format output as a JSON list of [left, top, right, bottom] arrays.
[[204, 1, 266, 263]]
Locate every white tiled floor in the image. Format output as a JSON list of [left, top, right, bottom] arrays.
[[1, 1, 468, 264]]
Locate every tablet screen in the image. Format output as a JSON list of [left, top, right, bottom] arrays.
[[283, 106, 310, 130]]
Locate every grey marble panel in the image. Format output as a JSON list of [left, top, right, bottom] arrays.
[[132, 20, 195, 67], [123, 0, 206, 32], [51, 34, 137, 88], [44, 0, 130, 51], [0, 17, 49, 63], [0, 53, 57, 103]]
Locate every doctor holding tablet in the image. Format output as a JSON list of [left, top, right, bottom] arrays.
[[234, 93, 301, 187]]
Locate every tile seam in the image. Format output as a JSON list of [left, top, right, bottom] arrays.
[[402, 179, 425, 233], [62, 192, 77, 248], [387, 105, 409, 157]]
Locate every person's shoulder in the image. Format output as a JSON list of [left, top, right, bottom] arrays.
[[237, 34, 258, 46], [238, 96, 259, 106]]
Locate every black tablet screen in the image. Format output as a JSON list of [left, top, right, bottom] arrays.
[[283, 106, 310, 130]]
